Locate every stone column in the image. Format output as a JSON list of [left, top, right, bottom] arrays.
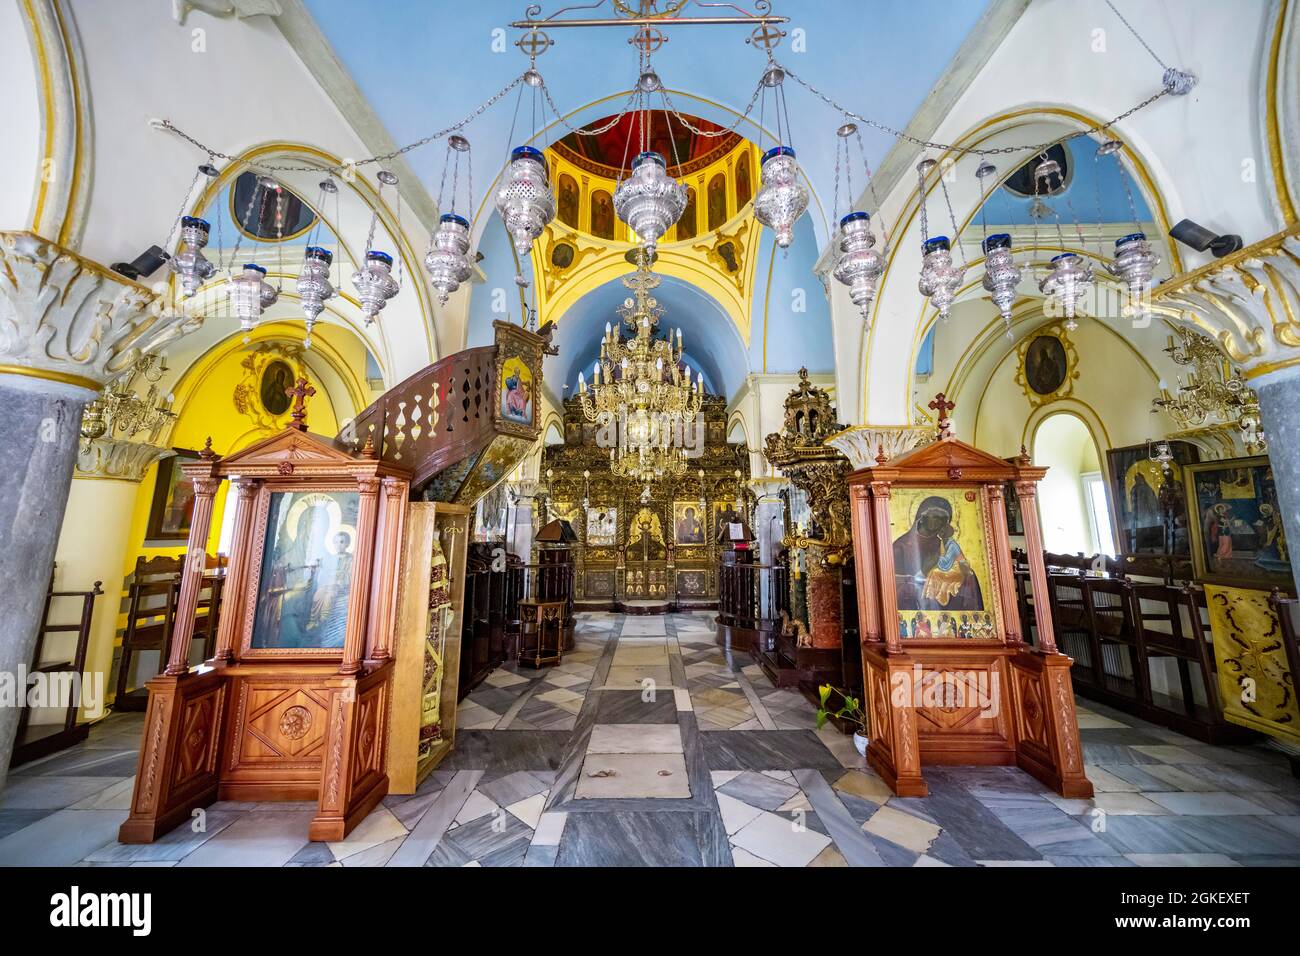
[[1252, 366, 1300, 596], [0, 232, 193, 790]]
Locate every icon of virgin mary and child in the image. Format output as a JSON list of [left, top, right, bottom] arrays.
[[892, 495, 984, 612]]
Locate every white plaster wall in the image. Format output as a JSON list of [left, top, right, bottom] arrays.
[[847, 0, 1281, 426], [60, 1, 439, 379], [728, 371, 838, 477], [0, 1, 42, 232]]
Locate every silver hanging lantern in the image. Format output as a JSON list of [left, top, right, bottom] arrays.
[[1109, 232, 1159, 309], [494, 145, 555, 258], [169, 216, 217, 298], [918, 236, 965, 320], [352, 250, 400, 324], [614, 151, 686, 255], [832, 212, 884, 320], [753, 146, 809, 249], [425, 213, 474, 305], [296, 245, 334, 348], [1039, 252, 1093, 331], [980, 233, 1021, 329], [228, 262, 278, 333]]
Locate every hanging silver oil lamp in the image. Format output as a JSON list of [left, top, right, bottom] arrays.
[[1039, 252, 1093, 331], [1109, 232, 1160, 311], [753, 146, 809, 249], [832, 212, 884, 320], [918, 235, 964, 321], [296, 245, 334, 347], [614, 151, 686, 255], [980, 233, 1021, 329], [228, 262, 278, 333], [169, 216, 217, 298], [352, 250, 400, 324], [425, 213, 474, 305], [494, 145, 555, 258]]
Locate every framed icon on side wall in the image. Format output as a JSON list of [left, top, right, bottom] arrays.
[[145, 448, 202, 541], [1185, 456, 1292, 590], [1106, 440, 1200, 556]]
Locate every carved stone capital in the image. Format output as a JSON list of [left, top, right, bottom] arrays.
[[824, 424, 931, 469], [75, 438, 171, 481], [1150, 225, 1300, 378], [0, 232, 200, 394]]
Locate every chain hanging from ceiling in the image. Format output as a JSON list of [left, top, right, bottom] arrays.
[[149, 0, 1194, 344]]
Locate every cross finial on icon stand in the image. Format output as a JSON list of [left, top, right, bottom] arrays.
[[286, 377, 316, 432], [929, 392, 955, 440]]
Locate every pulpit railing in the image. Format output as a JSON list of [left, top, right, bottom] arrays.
[[718, 562, 786, 635], [338, 321, 552, 499]]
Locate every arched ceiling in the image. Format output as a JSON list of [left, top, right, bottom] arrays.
[[543, 271, 748, 404], [301, 0, 993, 247]]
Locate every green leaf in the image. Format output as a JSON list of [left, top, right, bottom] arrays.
[[815, 708, 828, 730]]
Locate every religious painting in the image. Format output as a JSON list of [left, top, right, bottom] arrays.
[[673, 501, 706, 545], [1023, 335, 1069, 396], [590, 189, 615, 239], [1185, 456, 1291, 589], [1106, 440, 1200, 555], [550, 241, 575, 270], [677, 186, 697, 240], [250, 489, 360, 650], [260, 359, 295, 416], [586, 506, 617, 546], [145, 449, 201, 541], [707, 173, 727, 230], [716, 239, 740, 274], [735, 154, 752, 207], [557, 173, 579, 228], [889, 487, 999, 639], [499, 356, 534, 426], [714, 501, 742, 540]]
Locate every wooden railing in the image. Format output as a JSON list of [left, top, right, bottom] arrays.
[[339, 321, 553, 500]]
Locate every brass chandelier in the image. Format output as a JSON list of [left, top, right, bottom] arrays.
[[578, 254, 703, 484]]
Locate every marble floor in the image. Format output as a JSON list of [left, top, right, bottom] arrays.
[[3, 611, 1300, 867]]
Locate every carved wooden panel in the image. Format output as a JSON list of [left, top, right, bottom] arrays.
[[229, 680, 332, 769], [171, 685, 222, 790]]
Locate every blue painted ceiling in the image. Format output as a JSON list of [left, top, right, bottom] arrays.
[[302, 1, 992, 242], [542, 270, 749, 404]]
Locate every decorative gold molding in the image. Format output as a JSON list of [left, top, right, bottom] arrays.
[[0, 232, 193, 394], [1148, 223, 1300, 375], [1013, 320, 1079, 408]]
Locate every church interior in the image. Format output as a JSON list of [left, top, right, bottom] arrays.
[[4, 0, 1300, 888]]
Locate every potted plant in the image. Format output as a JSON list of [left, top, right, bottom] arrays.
[[816, 684, 869, 755]]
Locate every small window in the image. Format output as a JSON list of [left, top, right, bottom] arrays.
[[1082, 471, 1116, 557], [231, 172, 316, 241]]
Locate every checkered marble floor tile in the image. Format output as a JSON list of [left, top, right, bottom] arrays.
[[4, 615, 1299, 867]]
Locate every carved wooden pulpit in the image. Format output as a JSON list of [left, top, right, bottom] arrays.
[[118, 385, 412, 843], [846, 409, 1093, 799]]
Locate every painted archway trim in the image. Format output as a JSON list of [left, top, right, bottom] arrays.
[[20, 0, 92, 249], [183, 141, 437, 367], [860, 106, 1184, 420], [168, 320, 370, 426]]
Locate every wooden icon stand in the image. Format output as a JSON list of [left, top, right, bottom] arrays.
[[846, 398, 1092, 799], [118, 384, 412, 843]]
